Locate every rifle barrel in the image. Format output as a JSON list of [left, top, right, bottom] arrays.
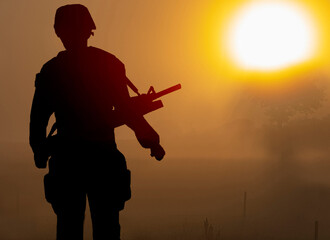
[[152, 84, 181, 100]]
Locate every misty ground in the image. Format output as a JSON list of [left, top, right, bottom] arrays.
[[1, 136, 330, 240]]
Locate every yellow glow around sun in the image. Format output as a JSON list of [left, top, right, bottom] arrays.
[[227, 1, 317, 71]]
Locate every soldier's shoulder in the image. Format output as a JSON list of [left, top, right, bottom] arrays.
[[40, 56, 59, 73], [35, 55, 60, 87], [39, 49, 70, 74], [88, 46, 124, 66]]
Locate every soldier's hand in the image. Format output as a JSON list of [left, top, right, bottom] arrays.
[[150, 144, 165, 161], [34, 153, 48, 169]]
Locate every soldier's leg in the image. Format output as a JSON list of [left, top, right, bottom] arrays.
[[55, 192, 86, 240], [44, 173, 87, 240], [88, 192, 121, 240], [85, 147, 128, 239]]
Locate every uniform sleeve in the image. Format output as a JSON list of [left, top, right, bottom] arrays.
[[113, 61, 160, 148], [29, 72, 54, 164]]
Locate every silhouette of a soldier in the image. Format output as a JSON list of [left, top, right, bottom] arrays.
[[29, 4, 165, 240]]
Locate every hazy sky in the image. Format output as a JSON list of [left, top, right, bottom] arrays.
[[1, 0, 224, 142], [1, 0, 330, 159], [2, 2, 330, 239]]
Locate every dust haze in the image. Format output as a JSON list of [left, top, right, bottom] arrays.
[[1, 0, 330, 239]]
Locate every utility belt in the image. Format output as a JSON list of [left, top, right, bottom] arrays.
[[45, 134, 117, 158]]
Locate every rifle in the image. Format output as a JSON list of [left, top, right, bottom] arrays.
[[120, 83, 181, 124], [47, 83, 181, 137]]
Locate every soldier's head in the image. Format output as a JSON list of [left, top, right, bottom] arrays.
[[54, 4, 96, 50]]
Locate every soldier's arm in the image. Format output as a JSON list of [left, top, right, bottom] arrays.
[[29, 74, 54, 168], [113, 62, 165, 160]]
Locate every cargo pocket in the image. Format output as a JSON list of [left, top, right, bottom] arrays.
[[116, 168, 131, 211]]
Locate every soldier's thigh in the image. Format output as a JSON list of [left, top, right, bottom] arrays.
[[88, 192, 121, 239], [44, 174, 86, 215]]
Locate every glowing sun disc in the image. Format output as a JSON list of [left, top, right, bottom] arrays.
[[227, 1, 317, 71]]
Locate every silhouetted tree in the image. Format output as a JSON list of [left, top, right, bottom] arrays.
[[245, 76, 327, 162], [258, 77, 326, 127]]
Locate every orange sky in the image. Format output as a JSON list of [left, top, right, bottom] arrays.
[[1, 0, 330, 160], [3, 2, 330, 239]]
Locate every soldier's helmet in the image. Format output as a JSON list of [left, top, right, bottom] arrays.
[[54, 4, 96, 37]]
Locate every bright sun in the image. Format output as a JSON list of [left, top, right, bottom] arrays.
[[227, 1, 317, 71]]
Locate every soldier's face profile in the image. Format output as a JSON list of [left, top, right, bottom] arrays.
[[57, 30, 91, 50]]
